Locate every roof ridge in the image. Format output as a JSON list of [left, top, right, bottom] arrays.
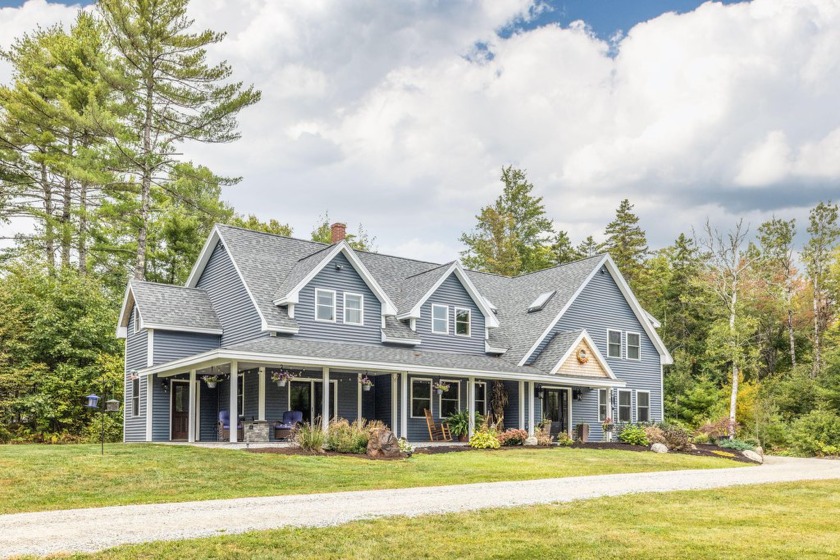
[[404, 261, 453, 280], [131, 279, 209, 292]]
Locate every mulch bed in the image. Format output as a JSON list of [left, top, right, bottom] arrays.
[[570, 441, 756, 463], [247, 447, 403, 460]]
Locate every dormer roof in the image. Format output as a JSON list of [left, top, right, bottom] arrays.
[[117, 280, 222, 338]]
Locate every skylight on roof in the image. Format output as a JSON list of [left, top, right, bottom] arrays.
[[527, 291, 556, 313]]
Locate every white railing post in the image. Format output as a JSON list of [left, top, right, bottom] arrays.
[[527, 381, 535, 437], [467, 377, 475, 439], [258, 367, 266, 421], [400, 372, 408, 440], [187, 369, 196, 442], [229, 361, 238, 443], [322, 367, 330, 433]]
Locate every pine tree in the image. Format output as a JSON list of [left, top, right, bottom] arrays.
[[98, 0, 260, 280], [603, 199, 649, 289], [551, 230, 580, 264], [575, 235, 603, 258]]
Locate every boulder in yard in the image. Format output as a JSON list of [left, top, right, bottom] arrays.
[[367, 427, 402, 458], [524, 436, 538, 446], [742, 450, 763, 464], [651, 443, 669, 453]]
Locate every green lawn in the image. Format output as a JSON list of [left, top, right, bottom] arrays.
[[0, 444, 745, 514], [62, 481, 840, 560]]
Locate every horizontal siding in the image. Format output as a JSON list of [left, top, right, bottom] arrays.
[[295, 253, 383, 345], [374, 375, 393, 429], [152, 375, 170, 441], [417, 274, 486, 354], [200, 382, 218, 441], [153, 330, 220, 365], [502, 381, 520, 430], [197, 241, 266, 346], [124, 306, 146, 442]]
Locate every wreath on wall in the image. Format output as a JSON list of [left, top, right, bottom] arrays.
[[576, 348, 589, 364]]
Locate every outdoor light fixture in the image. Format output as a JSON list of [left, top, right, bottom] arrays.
[[572, 388, 583, 401], [534, 384, 543, 399], [160, 377, 170, 392]]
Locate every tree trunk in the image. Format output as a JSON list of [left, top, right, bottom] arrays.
[[787, 308, 796, 368], [78, 181, 88, 274], [40, 160, 55, 271], [728, 280, 738, 440], [60, 137, 74, 268], [134, 78, 154, 281], [812, 278, 820, 378]]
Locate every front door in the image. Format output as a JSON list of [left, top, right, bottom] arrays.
[[171, 382, 189, 441], [543, 389, 569, 436]]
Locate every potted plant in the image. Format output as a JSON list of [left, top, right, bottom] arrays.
[[359, 374, 374, 392], [602, 417, 615, 433], [433, 381, 450, 395], [202, 375, 221, 389], [446, 410, 484, 442], [271, 369, 297, 387]]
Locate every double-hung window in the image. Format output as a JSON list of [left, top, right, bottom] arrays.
[[431, 304, 448, 334], [238, 374, 245, 415], [133, 307, 141, 334], [474, 382, 487, 415], [411, 379, 432, 418], [607, 330, 622, 358], [626, 332, 641, 360], [618, 390, 632, 423], [454, 307, 471, 336], [343, 293, 363, 325], [439, 380, 460, 418], [637, 391, 650, 423], [598, 389, 607, 422], [315, 289, 336, 322], [132, 378, 140, 416]]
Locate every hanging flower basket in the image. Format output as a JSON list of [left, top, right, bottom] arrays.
[[433, 381, 450, 395], [271, 369, 297, 388], [360, 374, 374, 392], [602, 418, 615, 433], [202, 375, 221, 389]]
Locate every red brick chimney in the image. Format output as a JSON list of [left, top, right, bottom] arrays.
[[330, 222, 347, 244]]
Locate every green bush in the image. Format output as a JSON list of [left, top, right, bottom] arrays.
[[661, 425, 692, 452], [446, 409, 484, 438], [790, 410, 840, 457], [324, 419, 370, 454], [617, 424, 650, 446], [717, 438, 756, 452], [555, 432, 573, 447], [294, 422, 325, 452], [498, 428, 528, 446], [469, 429, 500, 449]]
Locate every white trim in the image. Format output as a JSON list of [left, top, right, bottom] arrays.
[[400, 372, 408, 438], [169, 379, 189, 441], [485, 341, 508, 354], [391, 373, 398, 437], [134, 307, 141, 335], [257, 367, 266, 421], [195, 382, 201, 442], [116, 283, 135, 338], [548, 330, 618, 380], [626, 331, 641, 361], [229, 361, 238, 442], [660, 363, 665, 422], [145, 376, 153, 442], [467, 377, 475, 438], [136, 347, 627, 388], [644, 309, 661, 329], [518, 381, 525, 430], [527, 381, 535, 437], [314, 289, 337, 323], [396, 262, 499, 328], [598, 388, 608, 422], [431, 304, 449, 334], [636, 390, 651, 423], [286, 377, 338, 424], [437, 377, 460, 418], [606, 329, 622, 359], [617, 389, 632, 423], [187, 370, 196, 442], [343, 292, 364, 325], [357, 374, 363, 422], [381, 332, 422, 345], [474, 381, 488, 416], [272, 241, 397, 316], [238, 373, 246, 416], [131, 377, 141, 417], [142, 323, 223, 336], [322, 367, 330, 433], [410, 377, 433, 419], [146, 329, 154, 368], [453, 307, 471, 337]]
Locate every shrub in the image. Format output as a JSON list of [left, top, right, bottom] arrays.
[[643, 425, 666, 445], [617, 424, 649, 446], [698, 417, 738, 441], [446, 410, 484, 438], [790, 410, 840, 457], [469, 429, 500, 449], [661, 425, 692, 452], [535, 425, 553, 446], [555, 432, 573, 447], [324, 419, 370, 454], [398, 437, 414, 456], [498, 428, 528, 446], [717, 438, 756, 452], [294, 422, 325, 452]]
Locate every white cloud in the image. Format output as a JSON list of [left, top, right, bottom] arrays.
[[2, 0, 840, 263]]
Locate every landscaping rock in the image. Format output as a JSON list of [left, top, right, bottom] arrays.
[[367, 428, 402, 458], [524, 436, 538, 446], [651, 443, 669, 453], [742, 450, 763, 464], [690, 444, 698, 451], [755, 446, 764, 457]]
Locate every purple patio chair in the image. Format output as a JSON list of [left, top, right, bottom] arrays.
[[274, 410, 303, 440], [217, 410, 243, 441]]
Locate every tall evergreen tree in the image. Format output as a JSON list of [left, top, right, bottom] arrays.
[[575, 235, 603, 258], [603, 199, 649, 289], [97, 0, 260, 280], [757, 217, 799, 369], [550, 230, 580, 264]]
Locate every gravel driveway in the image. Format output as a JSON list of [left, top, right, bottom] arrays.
[[2, 456, 838, 558]]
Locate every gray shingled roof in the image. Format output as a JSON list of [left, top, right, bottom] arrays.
[[393, 262, 453, 313], [131, 280, 221, 332], [224, 336, 543, 376], [529, 329, 584, 371], [381, 316, 419, 342], [272, 245, 334, 302]]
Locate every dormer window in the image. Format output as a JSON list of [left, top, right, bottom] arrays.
[[432, 304, 448, 334], [315, 289, 336, 322], [455, 307, 471, 337]]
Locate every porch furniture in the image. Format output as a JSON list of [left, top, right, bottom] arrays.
[[274, 410, 303, 440], [245, 420, 270, 443], [217, 410, 243, 442], [424, 409, 452, 442]]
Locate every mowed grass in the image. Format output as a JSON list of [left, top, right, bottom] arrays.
[[0, 444, 746, 515], [59, 481, 840, 560]]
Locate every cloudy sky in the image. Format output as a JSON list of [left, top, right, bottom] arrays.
[[1, 0, 838, 263]]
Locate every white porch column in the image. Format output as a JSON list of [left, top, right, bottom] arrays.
[[606, 387, 613, 442], [467, 377, 475, 439], [391, 373, 399, 437], [229, 361, 238, 443], [518, 380, 525, 431], [187, 369, 197, 443], [400, 372, 408, 440], [527, 381, 535, 437], [257, 367, 266, 421], [357, 374, 363, 422], [145, 376, 154, 442], [322, 367, 330, 433]]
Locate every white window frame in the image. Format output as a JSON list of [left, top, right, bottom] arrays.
[[454, 307, 471, 337], [410, 378, 433, 419], [287, 378, 338, 424], [343, 292, 364, 325], [626, 331, 641, 361], [636, 390, 651, 423], [598, 388, 607, 422], [132, 378, 140, 417], [474, 381, 488, 415], [437, 378, 460, 419], [133, 307, 140, 334], [314, 288, 337, 323], [431, 304, 449, 334], [617, 389, 632, 423], [238, 374, 245, 416], [607, 329, 622, 359]]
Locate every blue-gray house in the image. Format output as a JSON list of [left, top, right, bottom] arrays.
[[117, 223, 672, 443]]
